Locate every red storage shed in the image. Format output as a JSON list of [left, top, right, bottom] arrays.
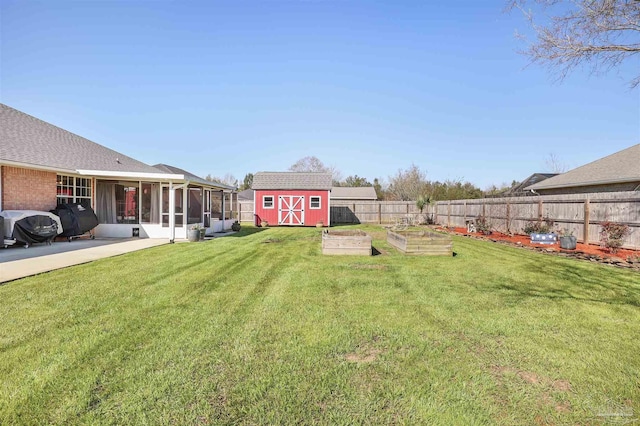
[[253, 172, 332, 227]]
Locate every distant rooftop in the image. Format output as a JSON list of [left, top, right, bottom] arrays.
[[331, 186, 377, 200]]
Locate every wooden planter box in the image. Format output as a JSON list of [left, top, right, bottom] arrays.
[[387, 230, 453, 256], [322, 230, 372, 256]]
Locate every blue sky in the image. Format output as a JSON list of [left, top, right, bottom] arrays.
[[1, 0, 638, 189]]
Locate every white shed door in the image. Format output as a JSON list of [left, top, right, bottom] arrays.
[[278, 196, 305, 225]]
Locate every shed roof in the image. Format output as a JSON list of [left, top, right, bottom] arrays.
[[153, 164, 235, 190], [527, 144, 640, 191], [331, 186, 377, 200], [0, 103, 161, 174], [252, 172, 332, 190]]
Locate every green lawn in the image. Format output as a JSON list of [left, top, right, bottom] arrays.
[[1, 225, 638, 425]]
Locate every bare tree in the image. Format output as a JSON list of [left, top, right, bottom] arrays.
[[288, 156, 343, 183], [544, 152, 569, 173], [387, 164, 428, 201], [206, 173, 238, 187], [508, 0, 640, 88]]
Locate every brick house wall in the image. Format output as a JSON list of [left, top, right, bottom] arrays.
[[1, 166, 57, 211]]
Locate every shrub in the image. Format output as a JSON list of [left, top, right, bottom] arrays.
[[475, 215, 492, 234], [599, 221, 630, 253], [523, 216, 554, 234]]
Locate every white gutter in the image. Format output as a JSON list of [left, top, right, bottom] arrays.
[[527, 176, 640, 191], [0, 160, 76, 174], [76, 169, 184, 180]]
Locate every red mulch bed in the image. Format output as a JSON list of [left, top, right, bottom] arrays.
[[443, 227, 639, 262]]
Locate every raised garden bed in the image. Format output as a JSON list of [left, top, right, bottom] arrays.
[[322, 229, 372, 256], [387, 230, 453, 256]]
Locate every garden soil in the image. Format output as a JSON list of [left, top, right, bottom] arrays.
[[444, 227, 639, 262]]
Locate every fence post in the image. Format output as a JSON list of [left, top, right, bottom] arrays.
[[435, 203, 439, 224], [506, 200, 511, 234], [447, 201, 451, 227], [378, 203, 382, 224], [463, 201, 467, 225], [584, 197, 590, 244], [538, 199, 543, 221]]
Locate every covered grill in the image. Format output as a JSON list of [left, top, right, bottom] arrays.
[[1, 210, 63, 248], [51, 204, 99, 241]]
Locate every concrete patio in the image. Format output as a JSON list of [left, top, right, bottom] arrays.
[[0, 238, 169, 283]]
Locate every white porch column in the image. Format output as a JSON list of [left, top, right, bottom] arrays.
[[221, 190, 226, 229], [169, 181, 175, 242]]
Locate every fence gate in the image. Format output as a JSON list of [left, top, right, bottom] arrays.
[[278, 196, 305, 225]]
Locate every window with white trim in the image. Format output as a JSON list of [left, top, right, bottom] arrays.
[[263, 195, 274, 209], [57, 175, 92, 208], [310, 196, 321, 209]]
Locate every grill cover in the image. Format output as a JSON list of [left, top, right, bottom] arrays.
[[1, 210, 63, 245], [12, 215, 59, 244], [51, 204, 99, 237]]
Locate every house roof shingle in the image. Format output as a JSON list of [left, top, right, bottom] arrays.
[[330, 186, 377, 200], [252, 172, 332, 190], [503, 173, 558, 195], [0, 103, 162, 174], [527, 144, 640, 191], [153, 164, 235, 190]]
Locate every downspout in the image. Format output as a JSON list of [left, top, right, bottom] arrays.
[[0, 165, 3, 211]]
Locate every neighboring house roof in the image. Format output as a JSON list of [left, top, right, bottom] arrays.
[[503, 173, 558, 195], [331, 186, 377, 200], [252, 172, 333, 190], [527, 144, 640, 191], [237, 189, 254, 201], [0, 103, 163, 175], [153, 164, 235, 190]]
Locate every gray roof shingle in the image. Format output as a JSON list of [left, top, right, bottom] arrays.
[[331, 186, 377, 200], [527, 144, 640, 190], [252, 172, 332, 190], [0, 103, 161, 174], [153, 164, 235, 190]]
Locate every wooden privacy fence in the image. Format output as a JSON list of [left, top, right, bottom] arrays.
[[238, 200, 255, 223], [433, 191, 640, 250], [239, 200, 429, 225], [240, 191, 640, 249], [330, 201, 427, 224]]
